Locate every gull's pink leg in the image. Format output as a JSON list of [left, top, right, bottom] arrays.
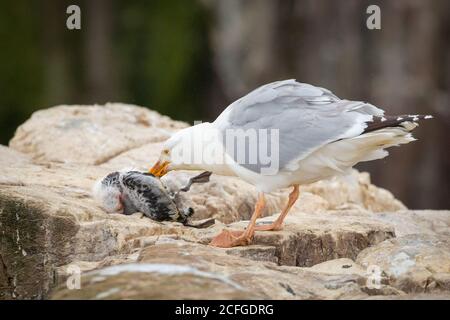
[[254, 184, 299, 231], [209, 193, 266, 248]]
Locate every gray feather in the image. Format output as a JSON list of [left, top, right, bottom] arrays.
[[215, 80, 384, 173]]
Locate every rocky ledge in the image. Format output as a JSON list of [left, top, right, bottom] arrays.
[[0, 103, 448, 300]]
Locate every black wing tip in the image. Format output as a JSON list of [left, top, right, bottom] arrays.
[[364, 114, 433, 134], [395, 114, 433, 121]]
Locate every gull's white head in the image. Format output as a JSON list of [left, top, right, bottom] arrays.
[[149, 122, 220, 177]]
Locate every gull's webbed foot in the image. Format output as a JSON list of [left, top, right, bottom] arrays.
[[209, 229, 253, 248]]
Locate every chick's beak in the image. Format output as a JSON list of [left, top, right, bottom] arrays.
[[149, 160, 170, 177]]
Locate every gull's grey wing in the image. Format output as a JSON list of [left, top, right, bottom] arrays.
[[214, 80, 384, 173]]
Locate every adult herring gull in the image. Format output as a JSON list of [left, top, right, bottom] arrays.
[[149, 80, 432, 248]]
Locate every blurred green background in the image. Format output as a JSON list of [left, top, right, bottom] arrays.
[[0, 0, 212, 138], [0, 0, 449, 209]]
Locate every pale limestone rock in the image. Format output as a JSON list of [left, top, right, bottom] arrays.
[[302, 170, 406, 212], [9, 103, 187, 165], [100, 142, 164, 170], [51, 241, 369, 300], [225, 245, 278, 263], [1, 104, 447, 300], [357, 234, 450, 293], [0, 145, 30, 167], [0, 157, 398, 299], [200, 210, 395, 266], [308, 258, 366, 276], [370, 210, 450, 237], [306, 258, 405, 296], [366, 292, 450, 300]]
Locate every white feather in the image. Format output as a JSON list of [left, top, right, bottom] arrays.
[[285, 126, 417, 186]]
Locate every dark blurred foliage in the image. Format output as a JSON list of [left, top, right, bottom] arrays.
[[0, 1, 43, 143], [0, 0, 448, 209], [0, 0, 212, 145]]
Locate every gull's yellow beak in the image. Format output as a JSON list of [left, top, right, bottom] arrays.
[[149, 160, 170, 177]]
